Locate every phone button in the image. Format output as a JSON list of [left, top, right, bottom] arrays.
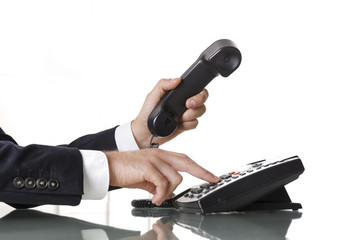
[[200, 183, 211, 189], [191, 188, 203, 194], [220, 174, 231, 179], [208, 184, 217, 190]]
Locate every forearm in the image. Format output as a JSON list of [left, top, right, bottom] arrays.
[[0, 140, 83, 207], [0, 126, 122, 207], [81, 123, 139, 199]]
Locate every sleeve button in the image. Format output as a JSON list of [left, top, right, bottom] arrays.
[[25, 177, 36, 189], [48, 179, 59, 190], [13, 177, 25, 189], [36, 178, 48, 189]]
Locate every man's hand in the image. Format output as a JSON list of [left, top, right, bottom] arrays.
[[120, 219, 177, 240], [131, 78, 209, 149], [105, 148, 219, 206]]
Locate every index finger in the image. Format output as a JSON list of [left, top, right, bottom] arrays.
[[164, 152, 220, 183]]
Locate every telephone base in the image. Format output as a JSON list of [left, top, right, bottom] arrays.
[[235, 186, 302, 212]]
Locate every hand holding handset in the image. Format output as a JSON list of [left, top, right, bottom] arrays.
[[134, 39, 305, 214], [147, 39, 241, 138]]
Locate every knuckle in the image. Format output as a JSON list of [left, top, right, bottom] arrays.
[[146, 153, 157, 163], [180, 153, 189, 159], [182, 110, 192, 121], [201, 94, 207, 103], [145, 92, 153, 101], [143, 160, 153, 169], [190, 119, 199, 129], [204, 88, 209, 96], [159, 180, 169, 189], [203, 89, 209, 99], [175, 174, 183, 185], [183, 156, 195, 166], [201, 105, 207, 113], [149, 148, 161, 158], [159, 78, 169, 85]]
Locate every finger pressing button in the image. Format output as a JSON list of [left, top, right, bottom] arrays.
[[25, 177, 36, 189], [36, 178, 48, 189], [48, 179, 59, 190], [13, 177, 25, 189]]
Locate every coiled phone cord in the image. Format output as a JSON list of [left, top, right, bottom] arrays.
[[149, 135, 160, 148]]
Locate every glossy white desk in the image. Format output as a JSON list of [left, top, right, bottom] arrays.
[[0, 206, 300, 240], [0, 170, 358, 240]]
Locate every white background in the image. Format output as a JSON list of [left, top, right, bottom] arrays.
[[1, 0, 359, 239]]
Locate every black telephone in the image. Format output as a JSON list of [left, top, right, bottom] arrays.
[[172, 155, 304, 213], [133, 40, 304, 214], [132, 156, 305, 214]]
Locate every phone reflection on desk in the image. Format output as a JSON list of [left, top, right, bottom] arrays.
[[0, 209, 302, 240], [132, 208, 302, 240]]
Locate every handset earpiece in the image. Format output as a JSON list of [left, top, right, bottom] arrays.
[[148, 39, 242, 138]]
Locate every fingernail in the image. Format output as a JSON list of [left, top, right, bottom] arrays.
[[188, 99, 196, 108], [213, 174, 220, 181], [170, 78, 180, 82]]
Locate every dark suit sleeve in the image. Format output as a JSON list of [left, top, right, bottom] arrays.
[[66, 126, 118, 151], [0, 127, 118, 208]]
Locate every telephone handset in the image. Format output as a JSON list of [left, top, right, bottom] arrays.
[[147, 39, 241, 139]]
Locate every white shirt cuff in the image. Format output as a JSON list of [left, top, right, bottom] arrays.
[[115, 121, 140, 151], [80, 150, 109, 200]]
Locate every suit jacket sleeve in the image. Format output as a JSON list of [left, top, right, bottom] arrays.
[[0, 126, 118, 208]]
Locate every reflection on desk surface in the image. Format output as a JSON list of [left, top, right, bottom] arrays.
[[132, 208, 302, 240], [0, 210, 139, 240], [0, 209, 302, 240]]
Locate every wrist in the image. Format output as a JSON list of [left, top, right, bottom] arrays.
[[105, 151, 119, 186], [131, 119, 152, 149]]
